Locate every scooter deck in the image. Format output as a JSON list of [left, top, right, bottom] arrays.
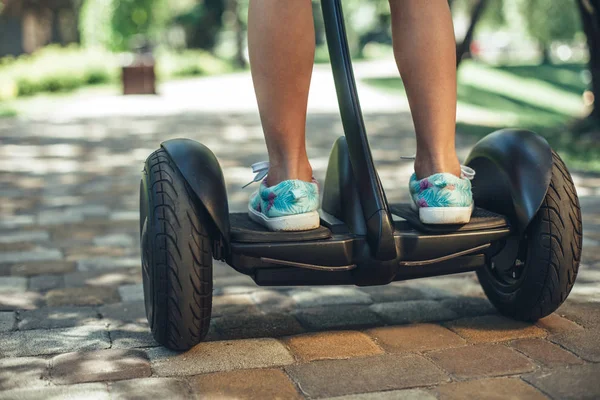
[[389, 204, 508, 234], [230, 213, 331, 243], [228, 203, 509, 243]]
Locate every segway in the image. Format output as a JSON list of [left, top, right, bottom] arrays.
[[140, 0, 582, 350]]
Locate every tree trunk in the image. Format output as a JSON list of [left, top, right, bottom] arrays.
[[577, 0, 600, 119], [228, 0, 246, 69], [456, 0, 488, 68]]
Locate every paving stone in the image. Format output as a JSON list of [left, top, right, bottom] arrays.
[[446, 315, 546, 343], [402, 276, 485, 299], [117, 283, 143, 302], [358, 285, 425, 303], [18, 306, 99, 330], [109, 322, 156, 349], [0, 311, 15, 331], [64, 268, 141, 288], [29, 274, 64, 292], [576, 268, 600, 283], [294, 305, 382, 331], [251, 290, 296, 312], [536, 313, 584, 334], [110, 211, 138, 221], [38, 210, 84, 225], [214, 311, 304, 340], [549, 329, 600, 362], [285, 331, 383, 362], [286, 354, 448, 398], [0, 383, 110, 400], [9, 261, 76, 276], [147, 338, 294, 376], [0, 276, 28, 293], [439, 296, 498, 318], [0, 356, 48, 390], [371, 300, 458, 325], [189, 368, 302, 400], [76, 257, 140, 272], [0, 249, 63, 265], [368, 324, 465, 353], [509, 338, 583, 367], [50, 349, 151, 385], [0, 242, 36, 252], [45, 286, 120, 306], [0, 324, 110, 357], [523, 363, 600, 400], [0, 291, 43, 311], [65, 246, 130, 261], [290, 287, 372, 307], [427, 343, 536, 379], [0, 215, 35, 230], [98, 301, 146, 324], [435, 378, 547, 400], [0, 231, 49, 244], [213, 275, 262, 295], [569, 283, 600, 302], [324, 389, 436, 400], [109, 377, 191, 400], [558, 301, 600, 329], [93, 233, 135, 248], [212, 293, 259, 317], [213, 260, 235, 278]]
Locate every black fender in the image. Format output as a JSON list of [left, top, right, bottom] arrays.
[[465, 129, 553, 234], [161, 138, 230, 244]]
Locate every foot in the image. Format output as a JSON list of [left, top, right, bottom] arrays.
[[409, 166, 475, 224], [248, 178, 320, 231]]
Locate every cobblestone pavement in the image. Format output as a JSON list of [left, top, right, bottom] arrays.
[[0, 65, 599, 399]]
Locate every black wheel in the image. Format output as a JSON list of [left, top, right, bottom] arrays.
[[478, 151, 582, 321], [140, 149, 213, 350]]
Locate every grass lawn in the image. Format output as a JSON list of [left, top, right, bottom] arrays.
[[364, 61, 600, 172], [0, 103, 17, 118]]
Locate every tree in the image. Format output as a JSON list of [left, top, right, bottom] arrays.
[[456, 0, 489, 67], [521, 0, 581, 63], [576, 0, 600, 121], [174, 0, 225, 51]]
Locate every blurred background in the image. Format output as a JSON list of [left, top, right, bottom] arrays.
[[0, 0, 599, 170]]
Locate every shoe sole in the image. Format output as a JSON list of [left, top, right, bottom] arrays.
[[419, 206, 473, 224], [248, 206, 320, 231]]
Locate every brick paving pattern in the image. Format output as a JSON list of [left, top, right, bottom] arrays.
[[1, 68, 599, 398]]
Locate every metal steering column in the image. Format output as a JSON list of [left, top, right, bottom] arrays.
[[321, 0, 396, 260]]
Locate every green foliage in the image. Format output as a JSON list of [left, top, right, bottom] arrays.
[[156, 49, 234, 78], [79, 0, 115, 48], [80, 0, 173, 50], [174, 0, 226, 50], [111, 0, 168, 50], [0, 46, 118, 101], [0, 46, 232, 101], [520, 0, 581, 45]]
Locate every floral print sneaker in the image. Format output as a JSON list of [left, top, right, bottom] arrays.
[[409, 165, 475, 224], [245, 162, 320, 231]]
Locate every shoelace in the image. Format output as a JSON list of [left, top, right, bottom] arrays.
[[400, 155, 475, 180], [243, 161, 270, 188]]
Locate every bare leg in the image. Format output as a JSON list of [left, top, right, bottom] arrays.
[[248, 0, 315, 186], [389, 0, 461, 179]]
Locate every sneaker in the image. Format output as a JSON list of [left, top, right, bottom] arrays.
[[409, 165, 475, 224], [245, 162, 320, 231]]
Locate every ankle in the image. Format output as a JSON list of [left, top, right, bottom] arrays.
[[414, 153, 461, 179], [266, 159, 313, 186]]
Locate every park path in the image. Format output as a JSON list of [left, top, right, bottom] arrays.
[[0, 61, 599, 399]]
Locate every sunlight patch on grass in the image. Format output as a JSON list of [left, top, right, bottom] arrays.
[[458, 62, 585, 117]]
